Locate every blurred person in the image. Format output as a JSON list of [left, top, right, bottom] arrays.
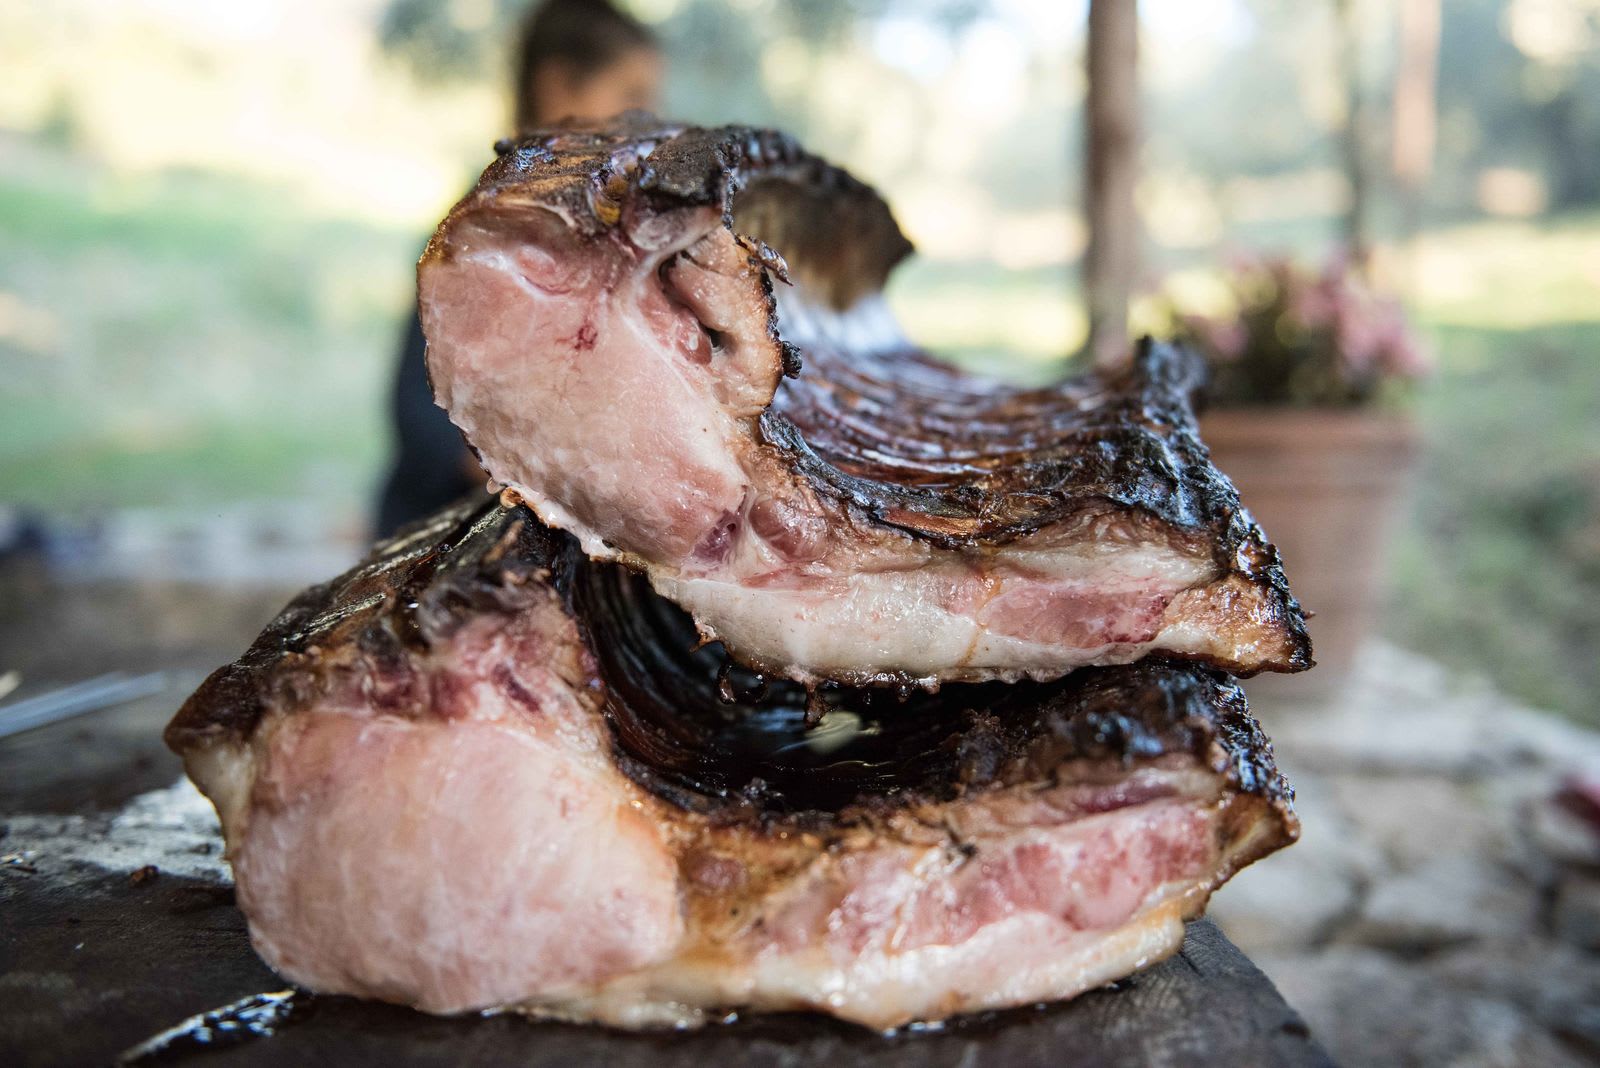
[[375, 0, 662, 537]]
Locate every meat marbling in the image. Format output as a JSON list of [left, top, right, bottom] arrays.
[[419, 116, 1312, 686], [166, 500, 1298, 1031]]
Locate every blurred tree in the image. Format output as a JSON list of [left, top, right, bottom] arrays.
[[1432, 0, 1600, 214], [35, 89, 83, 151], [375, 0, 931, 132], [1085, 0, 1139, 366], [370, 0, 1600, 273], [1334, 0, 1369, 270], [1142, 0, 1343, 237], [1504, 0, 1600, 208], [378, 0, 530, 83], [375, 0, 972, 94], [1392, 0, 1440, 244]]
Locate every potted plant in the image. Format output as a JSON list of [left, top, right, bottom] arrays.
[[1161, 252, 1431, 688]]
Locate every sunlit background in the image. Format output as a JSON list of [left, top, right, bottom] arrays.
[[4, 3, 1600, 1061], [4, 0, 1597, 725]]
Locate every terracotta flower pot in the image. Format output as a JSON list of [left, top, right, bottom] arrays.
[[1200, 408, 1421, 693]]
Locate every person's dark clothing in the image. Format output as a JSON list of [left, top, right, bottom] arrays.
[[375, 309, 486, 538]]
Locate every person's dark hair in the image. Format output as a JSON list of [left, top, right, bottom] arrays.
[[513, 0, 658, 131]]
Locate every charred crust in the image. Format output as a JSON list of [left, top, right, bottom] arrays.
[[166, 501, 1293, 844], [565, 516, 1294, 823], [760, 338, 1311, 673], [426, 118, 1309, 672], [778, 341, 803, 378], [163, 499, 562, 753]]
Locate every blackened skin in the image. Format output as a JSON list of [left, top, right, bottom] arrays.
[[428, 115, 1311, 673], [167, 500, 1293, 823]]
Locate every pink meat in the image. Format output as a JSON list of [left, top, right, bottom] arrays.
[[170, 502, 1299, 1031], [417, 119, 1313, 686]]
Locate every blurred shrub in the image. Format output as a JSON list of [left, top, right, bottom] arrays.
[[1161, 253, 1431, 407]]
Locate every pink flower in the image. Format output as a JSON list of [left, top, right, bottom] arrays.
[[1184, 313, 1248, 361], [1158, 246, 1427, 404]]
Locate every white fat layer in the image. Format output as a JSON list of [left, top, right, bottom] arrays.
[[183, 740, 257, 842], [989, 539, 1215, 584], [512, 782, 1241, 1031], [518, 892, 1191, 1031], [653, 541, 1215, 682]]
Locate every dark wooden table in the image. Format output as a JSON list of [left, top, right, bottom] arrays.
[[1, 684, 1334, 1068]]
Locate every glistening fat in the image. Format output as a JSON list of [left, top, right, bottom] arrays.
[[419, 116, 1314, 687], [166, 499, 1300, 1030]]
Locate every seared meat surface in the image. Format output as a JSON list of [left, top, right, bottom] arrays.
[[167, 500, 1298, 1030], [419, 116, 1311, 686]]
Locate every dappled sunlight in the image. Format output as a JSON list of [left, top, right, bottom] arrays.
[[2, 0, 497, 228], [1406, 216, 1600, 329], [2, 9, 1599, 1066], [889, 269, 1084, 366], [0, 290, 62, 358]]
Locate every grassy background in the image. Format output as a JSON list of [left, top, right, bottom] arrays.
[[1392, 319, 1600, 718], [1, 148, 415, 516], [2, 147, 1597, 725]]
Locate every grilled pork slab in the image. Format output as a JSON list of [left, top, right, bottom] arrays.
[[419, 116, 1312, 686], [167, 500, 1298, 1030]]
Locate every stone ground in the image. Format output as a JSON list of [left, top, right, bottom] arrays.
[[1212, 645, 1600, 1067], [3, 516, 1599, 1066]]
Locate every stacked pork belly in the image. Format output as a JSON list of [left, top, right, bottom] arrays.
[[167, 117, 1313, 1031]]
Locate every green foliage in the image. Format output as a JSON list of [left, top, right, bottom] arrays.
[[1162, 255, 1429, 407], [1387, 321, 1600, 723], [34, 91, 82, 151], [0, 163, 412, 515], [1439, 0, 1600, 212], [373, 0, 967, 88], [377, 0, 528, 83]]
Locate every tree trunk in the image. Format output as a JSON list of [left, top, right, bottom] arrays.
[[1392, 0, 1440, 243], [1084, 0, 1139, 368], [1335, 0, 1369, 273]]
